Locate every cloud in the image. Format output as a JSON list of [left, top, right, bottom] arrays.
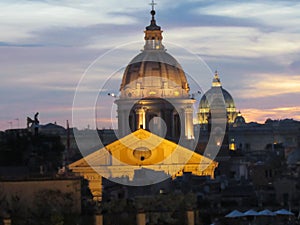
[[164, 26, 300, 59], [157, 1, 270, 31], [238, 73, 300, 98], [242, 107, 300, 123], [195, 1, 300, 29], [289, 58, 300, 74], [0, 0, 143, 44], [1, 0, 300, 130]]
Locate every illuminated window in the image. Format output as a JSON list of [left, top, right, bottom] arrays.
[[229, 143, 236, 151]]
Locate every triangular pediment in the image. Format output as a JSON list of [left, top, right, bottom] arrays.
[[69, 129, 218, 180]]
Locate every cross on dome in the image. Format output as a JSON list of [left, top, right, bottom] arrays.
[[144, 0, 163, 49], [149, 0, 157, 11], [146, 0, 160, 31]]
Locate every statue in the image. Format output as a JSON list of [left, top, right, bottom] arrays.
[[27, 112, 40, 136]]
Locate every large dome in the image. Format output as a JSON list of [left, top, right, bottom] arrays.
[[120, 50, 189, 99], [119, 8, 189, 99]]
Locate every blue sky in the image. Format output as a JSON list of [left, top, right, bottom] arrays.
[[1, 0, 300, 130]]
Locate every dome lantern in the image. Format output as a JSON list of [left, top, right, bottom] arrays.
[[212, 70, 222, 87], [144, 1, 164, 50]]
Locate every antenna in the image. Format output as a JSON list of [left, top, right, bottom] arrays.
[[15, 118, 19, 129], [8, 121, 12, 129]]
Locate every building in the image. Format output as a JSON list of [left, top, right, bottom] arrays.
[[229, 119, 300, 152], [69, 7, 218, 203], [69, 129, 217, 202], [115, 8, 195, 143]]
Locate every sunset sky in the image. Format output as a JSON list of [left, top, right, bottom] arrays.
[[1, 0, 300, 130]]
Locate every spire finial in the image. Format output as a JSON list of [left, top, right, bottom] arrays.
[[212, 70, 222, 87], [215, 70, 219, 77], [150, 0, 157, 11], [145, 0, 161, 31], [149, 0, 157, 22]]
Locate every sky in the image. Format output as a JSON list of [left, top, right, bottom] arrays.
[[1, 0, 300, 130]]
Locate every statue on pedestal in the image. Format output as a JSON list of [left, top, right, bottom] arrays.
[[27, 112, 40, 136]]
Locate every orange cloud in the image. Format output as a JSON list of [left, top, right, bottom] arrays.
[[239, 73, 300, 99], [242, 107, 300, 123]]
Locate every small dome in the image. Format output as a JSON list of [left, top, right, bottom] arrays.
[[234, 111, 246, 126], [198, 71, 237, 124], [199, 71, 235, 110], [199, 87, 235, 109]]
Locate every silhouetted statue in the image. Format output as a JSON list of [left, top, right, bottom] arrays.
[[27, 112, 40, 136]]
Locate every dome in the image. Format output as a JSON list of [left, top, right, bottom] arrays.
[[199, 87, 235, 110], [234, 111, 246, 127], [119, 8, 189, 99], [198, 71, 237, 124], [120, 50, 189, 98]]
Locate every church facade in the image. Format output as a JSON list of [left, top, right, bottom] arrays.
[[69, 129, 217, 201], [69, 7, 219, 202]]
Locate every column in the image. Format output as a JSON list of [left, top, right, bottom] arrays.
[[166, 109, 173, 138], [185, 107, 194, 140], [179, 108, 186, 139], [84, 173, 103, 202], [118, 109, 127, 137], [136, 211, 146, 225], [186, 210, 195, 225], [136, 108, 146, 129], [94, 214, 103, 225], [157, 111, 163, 136]]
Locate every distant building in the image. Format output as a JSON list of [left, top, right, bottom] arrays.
[[198, 71, 238, 127], [39, 123, 66, 136], [229, 119, 300, 152]]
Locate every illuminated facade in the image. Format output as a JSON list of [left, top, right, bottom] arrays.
[[198, 71, 238, 126], [69, 129, 218, 201]]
